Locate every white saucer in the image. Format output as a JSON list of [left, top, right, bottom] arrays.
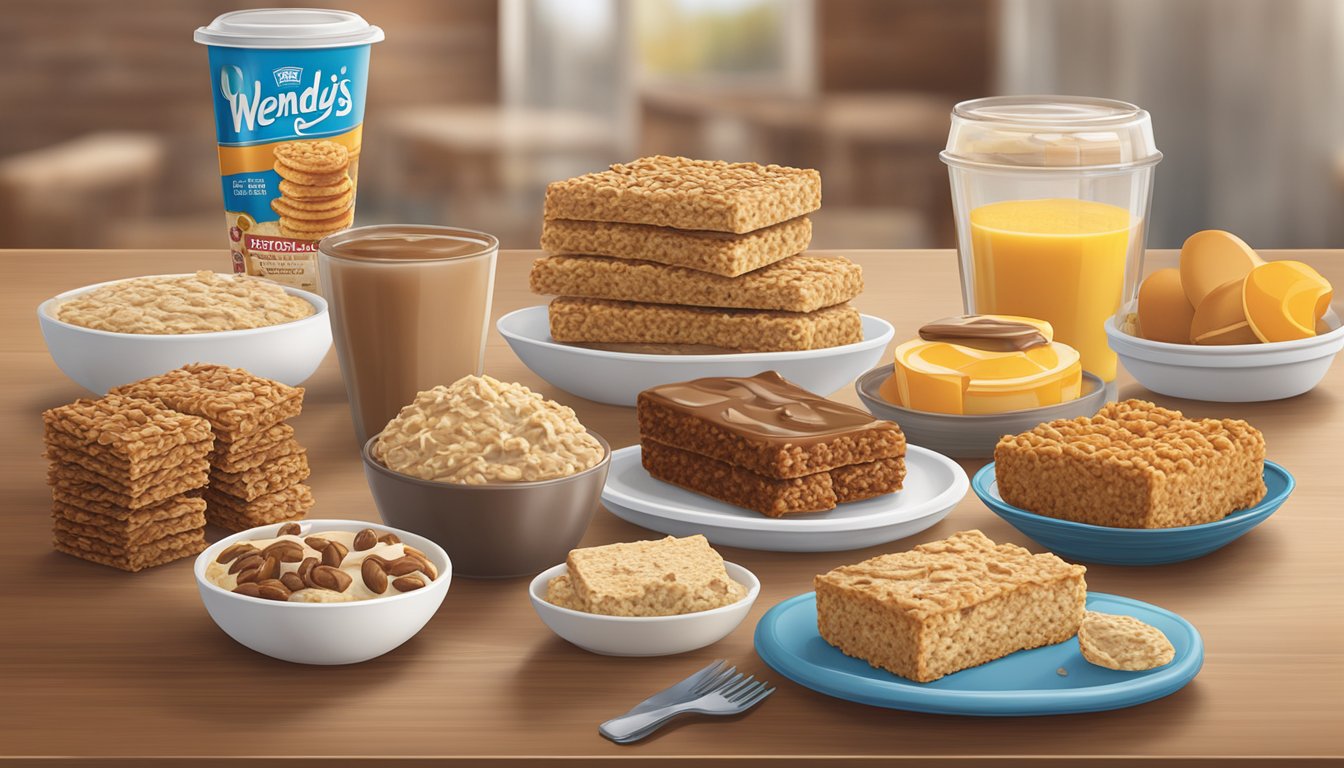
[[600, 444, 969, 552], [496, 305, 895, 406]]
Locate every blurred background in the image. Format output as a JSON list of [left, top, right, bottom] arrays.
[[1, 0, 1340, 251]]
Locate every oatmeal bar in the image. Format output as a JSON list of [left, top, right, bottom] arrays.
[[560, 535, 746, 616], [539, 217, 811, 277], [208, 449, 310, 502], [530, 254, 862, 313], [53, 504, 207, 549], [43, 394, 213, 467], [642, 440, 904, 516], [111, 363, 304, 439], [48, 465, 210, 510], [44, 431, 212, 481], [549, 298, 862, 353], [51, 492, 206, 527], [203, 484, 314, 531], [53, 528, 207, 572], [543, 156, 821, 234], [638, 372, 905, 479], [993, 399, 1266, 528], [815, 530, 1087, 683]]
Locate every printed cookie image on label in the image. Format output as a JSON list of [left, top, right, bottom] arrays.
[[206, 44, 371, 291]]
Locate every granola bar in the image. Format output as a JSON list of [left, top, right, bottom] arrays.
[[543, 156, 821, 234], [548, 298, 862, 352], [530, 254, 862, 313], [111, 363, 304, 439], [539, 217, 811, 277], [993, 399, 1266, 528]]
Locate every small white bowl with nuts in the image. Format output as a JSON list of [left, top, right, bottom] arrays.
[[194, 519, 452, 665]]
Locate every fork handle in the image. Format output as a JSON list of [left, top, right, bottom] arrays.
[[599, 702, 693, 743]]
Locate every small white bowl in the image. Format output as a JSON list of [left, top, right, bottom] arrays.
[[38, 274, 333, 394], [498, 305, 894, 406], [194, 519, 452, 665], [528, 561, 760, 656], [1106, 302, 1343, 402]]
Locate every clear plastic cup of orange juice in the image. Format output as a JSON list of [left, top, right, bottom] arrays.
[[941, 96, 1161, 382]]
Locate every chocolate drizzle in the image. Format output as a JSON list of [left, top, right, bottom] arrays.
[[640, 371, 896, 444], [918, 315, 1049, 352]]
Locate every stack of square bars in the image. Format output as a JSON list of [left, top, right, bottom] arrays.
[[112, 363, 313, 532], [535, 156, 864, 353], [44, 394, 212, 571]]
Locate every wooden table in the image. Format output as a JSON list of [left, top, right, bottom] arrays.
[[3, 249, 1341, 767]]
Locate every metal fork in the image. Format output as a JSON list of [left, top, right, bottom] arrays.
[[599, 665, 774, 744], [618, 659, 732, 717]]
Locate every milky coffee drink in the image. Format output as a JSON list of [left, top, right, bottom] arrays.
[[318, 225, 498, 445]]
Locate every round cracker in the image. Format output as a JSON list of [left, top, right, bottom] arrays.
[[273, 140, 349, 173], [281, 224, 350, 241], [273, 161, 348, 187], [1078, 611, 1175, 671], [280, 208, 355, 233], [273, 189, 353, 212], [271, 195, 353, 220], [279, 177, 353, 200]]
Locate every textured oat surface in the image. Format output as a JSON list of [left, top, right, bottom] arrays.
[[373, 375, 603, 484], [556, 534, 746, 617], [53, 504, 206, 548], [815, 530, 1087, 682], [540, 216, 811, 276], [530, 254, 862, 313], [208, 450, 310, 502], [642, 439, 904, 516], [1078, 611, 1176, 671], [994, 399, 1267, 528], [47, 463, 210, 510], [54, 271, 314, 335], [549, 297, 862, 352], [544, 156, 821, 233], [43, 394, 212, 463], [112, 363, 304, 439], [203, 484, 314, 531], [52, 493, 206, 532], [53, 528, 207, 572]]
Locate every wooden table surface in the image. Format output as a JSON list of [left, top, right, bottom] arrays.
[[2, 249, 1342, 767]]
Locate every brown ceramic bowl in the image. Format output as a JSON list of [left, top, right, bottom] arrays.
[[360, 433, 611, 579]]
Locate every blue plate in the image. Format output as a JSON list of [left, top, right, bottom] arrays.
[[972, 461, 1293, 566], [754, 592, 1202, 716]]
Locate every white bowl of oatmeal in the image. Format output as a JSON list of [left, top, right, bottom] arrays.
[[194, 519, 451, 665], [37, 271, 332, 393], [361, 375, 611, 578]]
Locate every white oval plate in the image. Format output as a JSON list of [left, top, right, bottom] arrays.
[[497, 305, 895, 407], [600, 444, 969, 552]]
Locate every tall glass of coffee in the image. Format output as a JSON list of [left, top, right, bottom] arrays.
[[318, 225, 498, 445]]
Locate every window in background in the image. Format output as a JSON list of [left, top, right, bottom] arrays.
[[634, 0, 814, 94]]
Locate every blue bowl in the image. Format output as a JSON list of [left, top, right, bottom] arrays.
[[972, 461, 1294, 566]]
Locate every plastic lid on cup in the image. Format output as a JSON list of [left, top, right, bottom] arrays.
[[194, 9, 384, 49], [941, 95, 1161, 171]]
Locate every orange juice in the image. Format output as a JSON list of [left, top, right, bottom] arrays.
[[969, 198, 1133, 380]]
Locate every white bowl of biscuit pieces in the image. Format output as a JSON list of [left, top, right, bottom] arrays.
[[528, 536, 760, 657], [195, 519, 452, 665], [38, 272, 332, 394]]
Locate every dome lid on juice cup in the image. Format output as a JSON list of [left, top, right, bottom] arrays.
[[941, 95, 1161, 170], [194, 9, 384, 49]]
